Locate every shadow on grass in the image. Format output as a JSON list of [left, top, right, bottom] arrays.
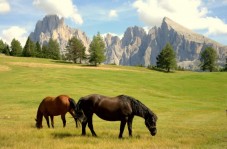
[[52, 60, 99, 67], [51, 132, 79, 139], [51, 60, 73, 64]]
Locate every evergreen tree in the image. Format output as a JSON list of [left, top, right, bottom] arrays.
[[23, 37, 36, 57], [200, 47, 217, 72], [65, 36, 86, 63], [10, 38, 22, 56], [2, 45, 10, 55], [0, 39, 5, 53], [156, 43, 177, 72], [42, 44, 48, 58], [42, 38, 60, 60], [89, 32, 105, 66], [35, 41, 42, 58]]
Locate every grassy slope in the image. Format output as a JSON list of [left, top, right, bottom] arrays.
[[0, 55, 227, 149]]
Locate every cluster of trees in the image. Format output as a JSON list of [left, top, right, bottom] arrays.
[[65, 32, 105, 66], [0, 32, 106, 66], [154, 42, 226, 72], [0, 37, 60, 60]]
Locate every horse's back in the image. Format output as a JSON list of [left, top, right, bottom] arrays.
[[40, 95, 70, 116], [81, 94, 132, 121]]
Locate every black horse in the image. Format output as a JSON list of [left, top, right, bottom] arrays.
[[75, 94, 158, 138]]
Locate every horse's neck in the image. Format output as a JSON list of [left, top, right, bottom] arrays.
[[135, 111, 146, 118], [36, 109, 43, 122]]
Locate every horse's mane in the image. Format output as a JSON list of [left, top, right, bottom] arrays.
[[119, 95, 157, 120], [69, 98, 77, 109]]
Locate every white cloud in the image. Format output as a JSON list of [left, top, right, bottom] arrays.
[[33, 0, 83, 24], [108, 9, 118, 18], [133, 0, 227, 36], [0, 26, 28, 46], [0, 0, 10, 13]]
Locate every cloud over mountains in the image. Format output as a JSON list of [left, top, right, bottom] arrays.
[[33, 0, 83, 25], [133, 0, 227, 36]]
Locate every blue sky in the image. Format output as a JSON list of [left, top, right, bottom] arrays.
[[0, 0, 227, 46]]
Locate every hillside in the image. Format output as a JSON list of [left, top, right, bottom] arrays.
[[0, 55, 226, 148]]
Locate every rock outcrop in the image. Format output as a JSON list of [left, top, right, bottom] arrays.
[[29, 15, 90, 54]]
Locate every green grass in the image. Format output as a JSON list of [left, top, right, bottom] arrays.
[[0, 54, 227, 149]]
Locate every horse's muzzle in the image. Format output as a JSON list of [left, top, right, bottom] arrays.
[[150, 128, 157, 136]]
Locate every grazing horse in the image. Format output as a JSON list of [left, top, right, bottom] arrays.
[[75, 94, 158, 138], [35, 95, 78, 128]]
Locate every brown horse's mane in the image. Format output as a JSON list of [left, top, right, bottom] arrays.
[[36, 100, 44, 126], [118, 95, 158, 121]]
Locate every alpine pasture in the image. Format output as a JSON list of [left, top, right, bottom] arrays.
[[0, 54, 226, 149]]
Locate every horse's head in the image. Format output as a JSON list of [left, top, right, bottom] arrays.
[[74, 99, 86, 122], [35, 119, 43, 129], [145, 112, 157, 136], [75, 109, 86, 123]]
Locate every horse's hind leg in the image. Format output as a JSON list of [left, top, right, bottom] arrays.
[[44, 115, 50, 128], [61, 115, 66, 127], [50, 116, 54, 128]]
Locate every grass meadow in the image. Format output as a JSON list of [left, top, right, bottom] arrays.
[[0, 54, 227, 149]]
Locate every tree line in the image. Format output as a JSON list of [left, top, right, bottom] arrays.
[[152, 43, 227, 72], [0, 32, 105, 66], [0, 37, 60, 60], [0, 34, 226, 71]]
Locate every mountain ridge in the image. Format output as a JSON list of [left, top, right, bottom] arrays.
[[29, 15, 227, 69]]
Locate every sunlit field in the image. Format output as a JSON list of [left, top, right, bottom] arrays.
[[0, 54, 226, 149]]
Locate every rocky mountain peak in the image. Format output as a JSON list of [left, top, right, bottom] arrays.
[[29, 15, 90, 54], [121, 26, 147, 47], [105, 17, 227, 69]]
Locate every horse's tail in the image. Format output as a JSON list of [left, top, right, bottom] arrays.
[[68, 98, 82, 127]]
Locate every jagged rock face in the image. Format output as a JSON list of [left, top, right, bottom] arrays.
[[104, 34, 123, 65], [104, 17, 227, 69], [29, 15, 90, 54]]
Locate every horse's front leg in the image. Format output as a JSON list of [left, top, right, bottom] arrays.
[[44, 115, 50, 128], [127, 116, 134, 137], [119, 119, 127, 138], [81, 117, 87, 136], [61, 114, 66, 127], [87, 115, 97, 137], [50, 116, 54, 128]]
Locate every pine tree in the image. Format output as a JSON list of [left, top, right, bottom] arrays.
[[156, 43, 177, 72], [42, 38, 60, 60], [200, 47, 217, 72], [0, 39, 5, 53], [65, 36, 86, 63], [3, 45, 10, 55], [11, 38, 22, 56], [23, 37, 35, 57], [35, 41, 42, 58], [89, 32, 105, 66]]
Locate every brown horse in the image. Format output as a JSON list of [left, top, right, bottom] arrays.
[[35, 95, 78, 128], [75, 94, 158, 138]]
